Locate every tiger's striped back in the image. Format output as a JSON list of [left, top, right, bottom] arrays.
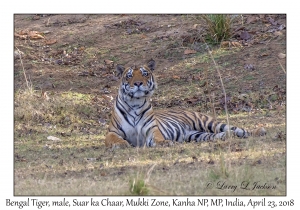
[[155, 110, 265, 142]]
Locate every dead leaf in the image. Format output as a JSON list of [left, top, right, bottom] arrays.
[[184, 49, 197, 55], [104, 59, 114, 69], [42, 91, 50, 101], [278, 53, 286, 59], [260, 53, 269, 57], [220, 41, 242, 48], [14, 33, 27, 39], [246, 16, 257, 24], [32, 15, 40, 20], [220, 41, 230, 48], [264, 23, 271, 28], [15, 30, 45, 40], [19, 30, 28, 35], [231, 41, 243, 48], [274, 31, 283, 36], [79, 46, 85, 51], [28, 31, 44, 39], [44, 39, 57, 45]]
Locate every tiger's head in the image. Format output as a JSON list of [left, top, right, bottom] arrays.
[[116, 59, 157, 102]]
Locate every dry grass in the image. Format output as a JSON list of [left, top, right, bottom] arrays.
[[14, 90, 286, 195], [201, 14, 235, 44]]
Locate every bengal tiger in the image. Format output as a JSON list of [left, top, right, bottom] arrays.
[[105, 59, 266, 148]]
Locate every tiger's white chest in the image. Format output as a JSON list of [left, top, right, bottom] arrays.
[[123, 124, 143, 146], [121, 109, 156, 147], [117, 108, 145, 146]]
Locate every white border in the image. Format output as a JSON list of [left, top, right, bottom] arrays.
[[3, 0, 298, 209]]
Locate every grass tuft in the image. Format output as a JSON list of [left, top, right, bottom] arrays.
[[129, 177, 150, 195], [201, 14, 234, 44]]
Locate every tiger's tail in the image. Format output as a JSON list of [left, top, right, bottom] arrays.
[[186, 122, 266, 142]]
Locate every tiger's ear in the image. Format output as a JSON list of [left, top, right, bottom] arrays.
[[116, 64, 125, 77], [147, 59, 156, 71]]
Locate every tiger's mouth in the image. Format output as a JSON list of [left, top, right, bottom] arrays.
[[128, 89, 150, 98], [124, 84, 152, 98]]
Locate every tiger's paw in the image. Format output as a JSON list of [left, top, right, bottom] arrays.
[[158, 140, 174, 147], [105, 133, 130, 149], [111, 140, 130, 149], [253, 127, 267, 136], [222, 130, 235, 140], [149, 137, 173, 147]]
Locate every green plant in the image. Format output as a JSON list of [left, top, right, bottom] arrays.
[[129, 178, 150, 195], [202, 14, 234, 44]]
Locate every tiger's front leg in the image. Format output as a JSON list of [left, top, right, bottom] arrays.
[[145, 126, 166, 147], [105, 132, 130, 148]]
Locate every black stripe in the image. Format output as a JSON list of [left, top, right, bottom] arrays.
[[148, 125, 158, 131], [194, 133, 201, 140], [110, 121, 126, 139], [142, 115, 155, 128], [198, 118, 205, 132], [220, 124, 226, 132], [167, 114, 189, 125], [176, 112, 196, 128], [163, 121, 174, 140], [208, 121, 214, 133], [137, 98, 147, 109], [242, 129, 246, 138], [156, 119, 169, 139], [166, 121, 181, 141], [116, 99, 134, 126], [135, 104, 152, 125], [169, 129, 174, 140], [188, 134, 193, 142], [204, 133, 210, 141], [175, 128, 180, 142]]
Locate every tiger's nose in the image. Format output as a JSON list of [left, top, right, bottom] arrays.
[[134, 81, 143, 87]]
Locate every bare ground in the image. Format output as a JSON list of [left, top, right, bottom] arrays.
[[14, 14, 286, 195]]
